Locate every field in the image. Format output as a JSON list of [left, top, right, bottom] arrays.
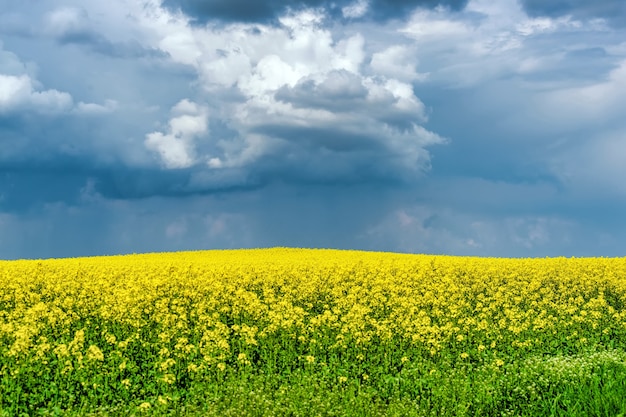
[[1, 248, 626, 416]]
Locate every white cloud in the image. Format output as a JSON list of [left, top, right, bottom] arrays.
[[44, 6, 90, 37], [150, 9, 368, 93], [125, 5, 444, 180], [401, 8, 471, 43], [0, 73, 73, 113], [199, 48, 251, 88], [396, 0, 610, 88], [0, 42, 120, 116], [370, 45, 429, 82], [74, 99, 118, 115], [0, 74, 30, 106], [342, 0, 369, 19], [239, 54, 307, 96], [159, 30, 201, 66], [383, 78, 426, 114], [144, 99, 209, 169]]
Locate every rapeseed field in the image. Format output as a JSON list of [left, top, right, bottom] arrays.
[[1, 248, 626, 416]]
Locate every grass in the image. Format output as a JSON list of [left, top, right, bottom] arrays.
[[5, 348, 626, 416]]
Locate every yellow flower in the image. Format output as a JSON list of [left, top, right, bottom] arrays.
[[104, 333, 117, 345], [53, 344, 70, 358], [161, 373, 176, 384], [86, 345, 104, 362], [338, 376, 348, 384], [159, 358, 176, 371], [138, 402, 151, 410], [460, 352, 469, 359], [237, 353, 251, 366], [305, 355, 315, 364]]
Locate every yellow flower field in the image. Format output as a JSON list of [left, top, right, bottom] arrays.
[[1, 248, 626, 416]]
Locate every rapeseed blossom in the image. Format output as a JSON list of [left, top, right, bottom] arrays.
[[1, 248, 626, 411]]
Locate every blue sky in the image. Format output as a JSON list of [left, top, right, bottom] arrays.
[[1, 0, 625, 259]]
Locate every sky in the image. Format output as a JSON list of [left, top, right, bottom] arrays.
[[1, 0, 625, 260]]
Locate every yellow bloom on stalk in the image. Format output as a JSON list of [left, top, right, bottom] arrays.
[[53, 344, 70, 358], [104, 332, 117, 345], [237, 353, 251, 365], [305, 355, 315, 364], [160, 358, 176, 371], [161, 373, 176, 384], [86, 345, 104, 362]]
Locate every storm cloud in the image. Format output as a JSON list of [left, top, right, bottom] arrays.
[[1, 0, 626, 260], [520, 0, 626, 28], [160, 0, 470, 24]]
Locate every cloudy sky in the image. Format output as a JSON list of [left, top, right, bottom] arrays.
[[1, 0, 625, 260]]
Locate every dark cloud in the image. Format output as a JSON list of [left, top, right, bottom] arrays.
[[0, 170, 87, 213], [253, 124, 383, 152], [275, 70, 368, 112], [0, 163, 262, 214], [274, 70, 427, 134], [54, 28, 167, 59], [520, 0, 626, 27], [63, 34, 167, 60], [366, 0, 468, 20], [160, 0, 469, 24]]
